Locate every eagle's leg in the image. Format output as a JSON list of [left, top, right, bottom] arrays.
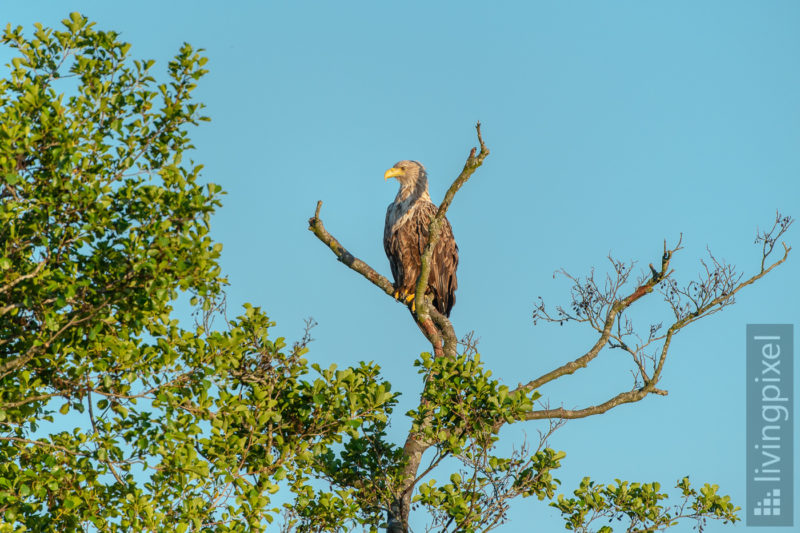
[[392, 289, 418, 313], [401, 292, 416, 313], [393, 289, 416, 303]]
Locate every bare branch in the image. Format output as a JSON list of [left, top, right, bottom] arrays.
[[519, 213, 791, 425], [521, 237, 681, 396], [308, 201, 396, 297], [524, 385, 668, 421], [755, 211, 793, 272], [308, 201, 448, 359], [414, 122, 489, 328]]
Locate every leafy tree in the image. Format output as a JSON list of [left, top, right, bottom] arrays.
[[0, 14, 792, 533], [0, 14, 394, 532]]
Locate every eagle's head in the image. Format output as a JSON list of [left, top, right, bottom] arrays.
[[384, 160, 426, 186], [384, 160, 429, 200]]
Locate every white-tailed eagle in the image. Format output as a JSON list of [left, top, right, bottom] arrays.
[[384, 160, 458, 317]]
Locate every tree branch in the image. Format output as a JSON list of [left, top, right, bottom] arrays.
[[308, 201, 446, 356], [518, 238, 681, 395], [308, 200, 395, 297], [515, 216, 791, 425], [414, 122, 489, 330], [524, 385, 668, 421]]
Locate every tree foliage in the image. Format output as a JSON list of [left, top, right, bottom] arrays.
[[0, 14, 395, 532], [552, 477, 740, 533], [1, 14, 791, 533]]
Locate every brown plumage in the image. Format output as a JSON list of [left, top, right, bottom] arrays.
[[384, 160, 458, 317]]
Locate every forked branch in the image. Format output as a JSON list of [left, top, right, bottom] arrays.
[[308, 123, 488, 359], [515, 213, 792, 424], [521, 237, 682, 395]]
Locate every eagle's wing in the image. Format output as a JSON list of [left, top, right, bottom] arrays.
[[413, 202, 458, 317], [428, 213, 458, 317]]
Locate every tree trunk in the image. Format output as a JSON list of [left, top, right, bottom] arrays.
[[387, 432, 430, 531]]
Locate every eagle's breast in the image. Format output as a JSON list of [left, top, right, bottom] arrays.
[[385, 195, 423, 240]]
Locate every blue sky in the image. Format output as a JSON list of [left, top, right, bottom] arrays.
[[3, 2, 799, 531]]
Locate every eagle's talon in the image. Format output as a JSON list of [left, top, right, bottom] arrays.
[[404, 293, 415, 303]]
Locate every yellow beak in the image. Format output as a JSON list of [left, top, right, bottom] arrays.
[[384, 167, 405, 181]]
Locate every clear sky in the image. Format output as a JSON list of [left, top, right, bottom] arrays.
[[2, 2, 799, 531]]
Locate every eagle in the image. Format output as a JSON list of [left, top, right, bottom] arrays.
[[384, 160, 458, 317]]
